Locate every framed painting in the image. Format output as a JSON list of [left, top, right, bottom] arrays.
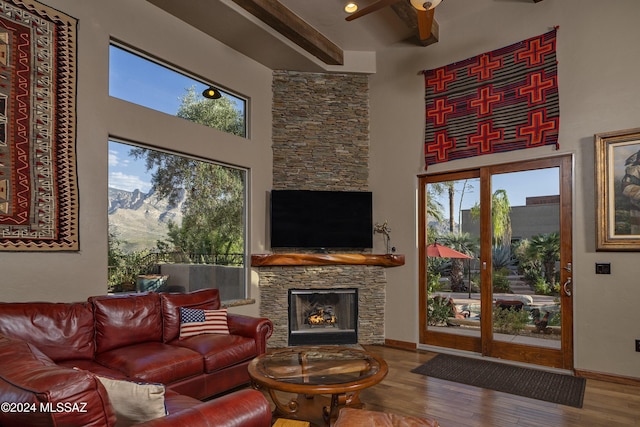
[[595, 128, 640, 251]]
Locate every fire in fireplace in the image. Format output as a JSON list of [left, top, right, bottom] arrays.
[[288, 288, 358, 346]]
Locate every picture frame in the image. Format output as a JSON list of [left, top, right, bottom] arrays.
[[595, 128, 640, 251]]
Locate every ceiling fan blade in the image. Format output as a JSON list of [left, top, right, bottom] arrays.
[[417, 8, 435, 40], [345, 0, 401, 21]]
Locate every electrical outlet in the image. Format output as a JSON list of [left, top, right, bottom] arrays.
[[636, 340, 640, 352]]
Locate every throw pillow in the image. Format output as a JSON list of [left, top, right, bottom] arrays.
[[96, 376, 166, 427], [179, 307, 230, 338]]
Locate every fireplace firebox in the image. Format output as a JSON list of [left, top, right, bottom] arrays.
[[288, 288, 358, 346]]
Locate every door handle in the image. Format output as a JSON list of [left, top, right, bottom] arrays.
[[562, 277, 572, 297]]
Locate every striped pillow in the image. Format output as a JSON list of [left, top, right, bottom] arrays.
[[179, 307, 229, 338]]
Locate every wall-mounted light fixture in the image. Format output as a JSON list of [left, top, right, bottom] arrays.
[[202, 86, 222, 99]]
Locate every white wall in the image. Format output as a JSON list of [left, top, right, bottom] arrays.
[[370, 0, 640, 379], [0, 0, 273, 311]]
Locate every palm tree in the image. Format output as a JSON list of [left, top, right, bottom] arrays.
[[440, 232, 478, 292], [470, 189, 512, 246], [426, 186, 445, 223], [491, 189, 512, 247], [526, 232, 560, 288]]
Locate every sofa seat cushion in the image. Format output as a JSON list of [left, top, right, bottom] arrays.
[[0, 302, 95, 361], [171, 334, 257, 373], [95, 342, 203, 384], [58, 359, 129, 379]]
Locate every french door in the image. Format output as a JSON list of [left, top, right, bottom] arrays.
[[418, 155, 573, 370]]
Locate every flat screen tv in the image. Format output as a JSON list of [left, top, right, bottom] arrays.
[[270, 190, 373, 249]]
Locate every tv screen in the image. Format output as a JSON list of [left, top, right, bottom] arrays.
[[270, 190, 373, 249]]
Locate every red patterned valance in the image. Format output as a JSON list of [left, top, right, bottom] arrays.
[[422, 29, 559, 169]]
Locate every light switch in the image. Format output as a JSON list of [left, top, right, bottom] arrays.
[[595, 263, 611, 274]]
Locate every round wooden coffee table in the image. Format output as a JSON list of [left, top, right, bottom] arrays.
[[248, 346, 388, 426]]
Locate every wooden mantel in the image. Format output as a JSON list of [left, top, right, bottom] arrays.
[[251, 253, 405, 268]]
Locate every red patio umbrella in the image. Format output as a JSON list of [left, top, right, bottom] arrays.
[[427, 242, 474, 298], [427, 242, 473, 259]]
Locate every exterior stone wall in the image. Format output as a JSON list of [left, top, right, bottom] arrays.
[[256, 70, 385, 348], [259, 266, 386, 348]]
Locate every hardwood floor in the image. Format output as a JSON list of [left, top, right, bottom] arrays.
[[358, 346, 640, 427], [257, 346, 640, 427]]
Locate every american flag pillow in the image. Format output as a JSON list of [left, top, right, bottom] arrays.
[[179, 307, 229, 338]]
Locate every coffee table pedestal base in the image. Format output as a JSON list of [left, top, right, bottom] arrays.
[[268, 389, 363, 427]]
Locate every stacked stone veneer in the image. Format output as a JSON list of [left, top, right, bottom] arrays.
[[259, 266, 386, 347], [271, 70, 369, 191], [257, 70, 386, 347]]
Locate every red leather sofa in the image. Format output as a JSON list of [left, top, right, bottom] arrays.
[[0, 289, 274, 427]]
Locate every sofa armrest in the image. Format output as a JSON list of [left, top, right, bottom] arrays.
[[227, 314, 273, 354], [135, 389, 272, 427], [0, 335, 116, 427]]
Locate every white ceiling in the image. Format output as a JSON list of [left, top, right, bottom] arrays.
[[145, 0, 535, 72]]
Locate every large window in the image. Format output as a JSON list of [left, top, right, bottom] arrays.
[[108, 140, 247, 300], [109, 43, 247, 137], [108, 44, 248, 300]]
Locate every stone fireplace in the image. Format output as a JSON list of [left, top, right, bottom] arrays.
[[257, 70, 390, 348], [256, 264, 387, 348]]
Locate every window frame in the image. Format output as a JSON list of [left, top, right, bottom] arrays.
[[109, 40, 249, 139]]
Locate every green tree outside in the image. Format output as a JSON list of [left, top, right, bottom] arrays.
[[108, 88, 246, 289], [130, 87, 246, 258]]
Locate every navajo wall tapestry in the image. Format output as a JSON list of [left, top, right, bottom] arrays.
[[422, 29, 559, 169], [0, 0, 78, 250]]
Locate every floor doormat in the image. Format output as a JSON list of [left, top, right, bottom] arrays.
[[411, 354, 586, 408]]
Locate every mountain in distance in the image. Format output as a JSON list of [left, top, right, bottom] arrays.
[[108, 187, 184, 252]]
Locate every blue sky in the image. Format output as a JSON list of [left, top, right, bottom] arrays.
[[108, 141, 152, 192], [432, 168, 560, 222]]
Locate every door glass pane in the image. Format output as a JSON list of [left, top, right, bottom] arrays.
[[491, 168, 561, 349], [426, 178, 481, 338]]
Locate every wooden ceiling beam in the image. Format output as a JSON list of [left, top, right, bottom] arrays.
[[230, 0, 344, 65], [390, 1, 439, 46]]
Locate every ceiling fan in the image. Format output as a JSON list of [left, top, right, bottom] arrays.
[[346, 0, 444, 42]]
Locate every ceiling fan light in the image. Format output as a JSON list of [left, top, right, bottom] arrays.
[[410, 0, 443, 11], [344, 3, 358, 14]]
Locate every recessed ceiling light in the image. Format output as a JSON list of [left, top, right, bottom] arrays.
[[345, 3, 358, 14]]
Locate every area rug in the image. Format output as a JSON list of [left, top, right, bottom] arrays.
[[0, 0, 78, 251], [411, 354, 585, 408]]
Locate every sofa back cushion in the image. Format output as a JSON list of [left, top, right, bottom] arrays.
[[0, 335, 116, 427], [161, 289, 221, 342], [0, 301, 95, 361], [90, 292, 162, 354]]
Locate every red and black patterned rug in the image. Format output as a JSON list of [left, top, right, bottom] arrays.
[[423, 29, 559, 169], [0, 0, 78, 250]]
